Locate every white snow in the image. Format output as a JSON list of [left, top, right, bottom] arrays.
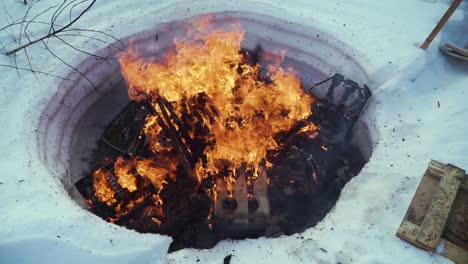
[[0, 0, 467, 263]]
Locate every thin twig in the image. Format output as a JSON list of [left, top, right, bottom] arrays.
[[0, 39, 6, 51], [49, 0, 67, 34], [51, 0, 82, 33], [41, 39, 99, 91], [12, 54, 20, 75], [5, 0, 97, 56], [23, 3, 60, 42], [54, 35, 116, 65], [23, 28, 38, 76], [2, 6, 18, 43], [23, 42, 35, 74], [69, 0, 89, 23], [64, 28, 125, 48], [58, 33, 125, 51], [2, 20, 125, 49], [0, 63, 75, 81], [18, 0, 36, 45]]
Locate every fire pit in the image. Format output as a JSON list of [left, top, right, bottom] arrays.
[[37, 12, 372, 252]]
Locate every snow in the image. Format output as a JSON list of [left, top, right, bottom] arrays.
[[0, 0, 467, 263]]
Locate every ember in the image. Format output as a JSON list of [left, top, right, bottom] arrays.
[[75, 19, 371, 251]]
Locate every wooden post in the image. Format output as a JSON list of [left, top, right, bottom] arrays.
[[420, 0, 463, 49]]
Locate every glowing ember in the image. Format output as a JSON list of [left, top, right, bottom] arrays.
[[91, 19, 317, 225]]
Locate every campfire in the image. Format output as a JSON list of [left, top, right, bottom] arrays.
[[75, 18, 371, 251]]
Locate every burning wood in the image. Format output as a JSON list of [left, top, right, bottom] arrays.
[[75, 19, 371, 250], [100, 101, 149, 155], [254, 165, 270, 219]]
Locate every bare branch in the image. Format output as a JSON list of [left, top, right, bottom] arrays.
[[63, 28, 126, 48], [2, 6, 18, 43], [23, 47, 35, 74], [0, 1, 123, 88], [53, 35, 115, 65], [5, 0, 97, 56], [22, 28, 39, 75], [49, 0, 67, 34], [18, 0, 36, 45], [12, 54, 20, 75], [69, 0, 89, 23], [57, 33, 125, 51], [23, 4, 60, 42], [0, 63, 76, 81], [50, 0, 82, 33], [40, 39, 98, 91], [2, 20, 125, 50]]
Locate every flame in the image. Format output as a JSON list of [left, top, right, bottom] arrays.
[[299, 121, 319, 138], [93, 168, 117, 206], [312, 172, 319, 185], [114, 157, 137, 192], [91, 18, 317, 225], [119, 21, 313, 181]]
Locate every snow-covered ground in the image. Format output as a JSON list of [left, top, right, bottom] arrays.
[[0, 0, 467, 263]]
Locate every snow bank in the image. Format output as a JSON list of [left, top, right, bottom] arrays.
[[0, 0, 466, 263]]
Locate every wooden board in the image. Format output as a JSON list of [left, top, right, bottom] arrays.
[[441, 42, 468, 62], [396, 160, 468, 264], [416, 164, 463, 249]]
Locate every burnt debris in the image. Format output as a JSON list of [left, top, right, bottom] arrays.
[[75, 72, 370, 251]]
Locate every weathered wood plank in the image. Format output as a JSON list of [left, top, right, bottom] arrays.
[[254, 165, 270, 218], [398, 221, 468, 264], [441, 239, 468, 264], [397, 220, 420, 242], [233, 169, 248, 224], [427, 160, 468, 192], [446, 190, 468, 242], [416, 164, 464, 249], [405, 171, 440, 225], [214, 178, 228, 219]]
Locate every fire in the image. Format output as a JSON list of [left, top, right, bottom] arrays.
[[91, 19, 317, 224], [93, 168, 117, 206]]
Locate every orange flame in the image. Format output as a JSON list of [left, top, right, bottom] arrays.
[[92, 19, 317, 224], [93, 168, 117, 206], [119, 21, 314, 182]]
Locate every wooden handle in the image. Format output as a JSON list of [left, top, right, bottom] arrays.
[[420, 0, 463, 49]]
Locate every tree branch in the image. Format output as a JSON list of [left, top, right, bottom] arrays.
[[41, 39, 98, 90], [5, 0, 96, 56]]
